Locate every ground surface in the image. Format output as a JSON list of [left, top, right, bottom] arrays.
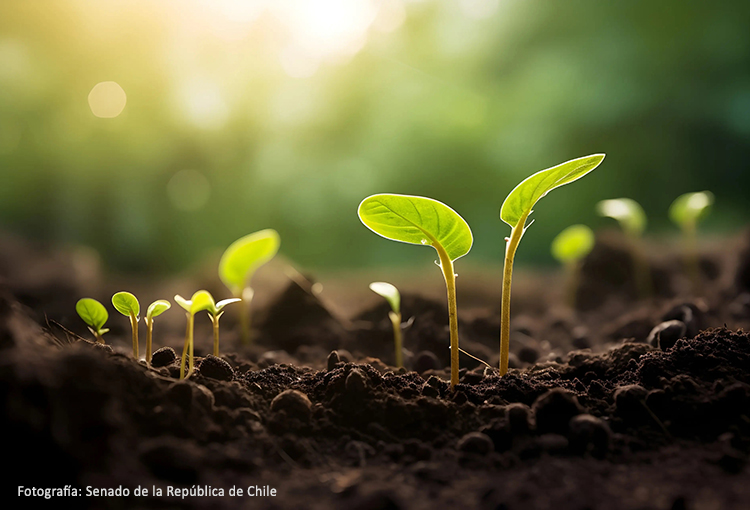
[[2, 230, 750, 509]]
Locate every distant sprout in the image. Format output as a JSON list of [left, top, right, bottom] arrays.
[[359, 194, 473, 389], [145, 300, 171, 364], [551, 225, 595, 308], [219, 229, 280, 344], [112, 291, 140, 359], [175, 290, 213, 380], [669, 191, 715, 292], [369, 282, 403, 368], [500, 154, 605, 376], [597, 198, 652, 297], [203, 293, 242, 357], [75, 298, 109, 344]]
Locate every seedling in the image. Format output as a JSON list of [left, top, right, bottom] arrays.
[[551, 225, 595, 308], [359, 194, 473, 388], [597, 198, 652, 297], [145, 300, 171, 364], [175, 290, 213, 379], [203, 292, 242, 357], [112, 291, 140, 359], [75, 298, 109, 344], [499, 154, 605, 375], [369, 282, 403, 368], [219, 229, 280, 344], [669, 191, 714, 292]]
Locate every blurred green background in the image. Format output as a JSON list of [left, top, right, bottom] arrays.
[[1, 0, 749, 274]]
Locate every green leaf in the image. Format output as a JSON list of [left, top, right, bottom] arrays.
[[369, 282, 401, 314], [551, 225, 595, 263], [215, 298, 242, 313], [112, 291, 140, 318], [147, 300, 171, 320], [669, 191, 714, 228], [219, 229, 280, 296], [174, 294, 191, 312], [76, 298, 108, 330], [358, 194, 473, 262], [501, 154, 606, 228], [597, 198, 647, 236], [174, 290, 215, 315]]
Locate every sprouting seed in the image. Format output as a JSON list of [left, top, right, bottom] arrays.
[[369, 281, 404, 368], [551, 225, 595, 308]]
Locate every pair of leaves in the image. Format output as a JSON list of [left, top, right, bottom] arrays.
[[113, 292, 171, 322], [175, 290, 240, 317], [369, 282, 400, 314], [219, 229, 280, 296], [76, 298, 109, 334], [669, 191, 714, 228], [551, 225, 595, 263], [597, 198, 647, 237]]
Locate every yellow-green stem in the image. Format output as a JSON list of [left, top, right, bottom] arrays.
[[95, 332, 105, 344], [435, 244, 459, 389], [564, 261, 580, 309], [389, 311, 403, 368], [146, 318, 153, 364], [129, 312, 139, 359], [684, 222, 701, 295], [180, 313, 194, 380], [500, 214, 528, 376], [239, 288, 254, 344], [212, 315, 220, 357]]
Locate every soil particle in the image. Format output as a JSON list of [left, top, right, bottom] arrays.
[[270, 389, 312, 421], [198, 354, 235, 381], [532, 389, 583, 434], [456, 432, 494, 455], [346, 367, 368, 395], [647, 320, 687, 350], [412, 351, 441, 374], [150, 346, 176, 367], [327, 350, 340, 370], [568, 414, 611, 457]]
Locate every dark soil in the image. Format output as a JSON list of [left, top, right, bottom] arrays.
[[3, 230, 750, 509]]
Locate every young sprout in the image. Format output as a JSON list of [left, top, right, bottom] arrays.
[[597, 198, 652, 297], [551, 225, 595, 308], [203, 293, 242, 357], [359, 194, 473, 389], [75, 298, 109, 344], [145, 300, 171, 364], [112, 291, 140, 359], [669, 191, 714, 292], [369, 282, 403, 368], [219, 229, 280, 344], [174, 290, 213, 379], [499, 154, 605, 376]]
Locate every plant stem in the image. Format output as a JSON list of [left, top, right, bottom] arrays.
[[212, 315, 220, 357], [684, 222, 701, 295], [180, 312, 194, 380], [564, 261, 580, 309], [389, 311, 403, 368], [95, 332, 105, 344], [500, 215, 528, 376], [239, 287, 254, 344], [129, 312, 139, 359], [146, 318, 153, 364], [435, 244, 459, 389]]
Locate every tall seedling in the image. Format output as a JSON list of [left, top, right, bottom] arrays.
[[551, 225, 595, 308], [219, 229, 280, 343], [145, 300, 171, 364], [112, 291, 140, 359], [175, 290, 213, 379], [499, 154, 605, 375], [369, 282, 403, 368], [359, 194, 473, 389]]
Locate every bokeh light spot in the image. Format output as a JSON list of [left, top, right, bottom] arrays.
[[166, 169, 211, 211], [88, 81, 127, 118]]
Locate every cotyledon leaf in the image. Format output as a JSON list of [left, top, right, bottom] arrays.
[[76, 298, 108, 330], [219, 229, 280, 295], [597, 198, 647, 236], [358, 194, 473, 262], [147, 300, 171, 320], [369, 282, 401, 314], [112, 291, 140, 318], [669, 191, 714, 228], [501, 154, 606, 228], [551, 224, 595, 263]]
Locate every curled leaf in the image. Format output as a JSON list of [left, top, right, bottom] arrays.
[[669, 191, 714, 229], [597, 198, 647, 237], [369, 282, 401, 314], [219, 229, 280, 296]]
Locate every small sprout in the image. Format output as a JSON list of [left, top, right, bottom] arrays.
[[669, 191, 715, 293], [359, 193, 473, 388], [175, 290, 214, 379], [597, 198, 652, 297], [499, 154, 605, 376], [145, 300, 171, 364], [112, 291, 140, 359], [203, 293, 242, 358], [369, 282, 403, 368], [551, 225, 595, 308], [219, 229, 280, 344], [75, 298, 109, 344]]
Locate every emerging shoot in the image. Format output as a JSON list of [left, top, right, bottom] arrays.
[[75, 298, 109, 344], [219, 229, 280, 344], [669, 191, 714, 293], [145, 300, 171, 364], [369, 282, 403, 368], [499, 154, 605, 376], [175, 290, 213, 379], [112, 291, 140, 359], [551, 225, 595, 308], [203, 293, 242, 357], [359, 194, 473, 389], [597, 198, 652, 297]]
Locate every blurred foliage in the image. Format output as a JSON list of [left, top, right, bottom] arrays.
[[0, 0, 749, 273]]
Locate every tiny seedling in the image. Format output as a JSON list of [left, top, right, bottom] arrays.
[[75, 298, 109, 344], [203, 293, 242, 357], [145, 300, 171, 364], [597, 198, 652, 297], [175, 290, 214, 379], [499, 154, 605, 375], [219, 229, 280, 344], [369, 282, 403, 368], [669, 191, 714, 292], [359, 194, 473, 388], [112, 291, 140, 359], [551, 225, 595, 308]]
